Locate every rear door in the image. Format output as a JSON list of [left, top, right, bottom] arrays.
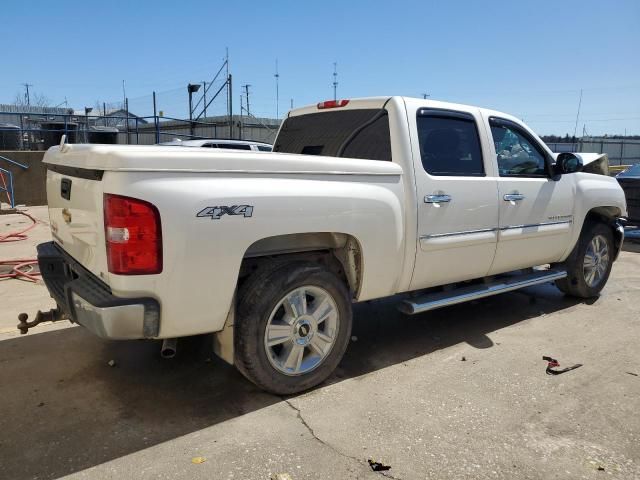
[[485, 116, 575, 274], [409, 108, 499, 290]]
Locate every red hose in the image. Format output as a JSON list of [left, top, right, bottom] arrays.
[[0, 259, 40, 282], [0, 210, 41, 282], [0, 211, 39, 242]]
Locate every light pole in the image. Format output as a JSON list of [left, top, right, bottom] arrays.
[[84, 107, 93, 142], [188, 83, 201, 137]]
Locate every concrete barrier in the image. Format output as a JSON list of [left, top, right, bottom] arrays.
[[0, 150, 47, 206]]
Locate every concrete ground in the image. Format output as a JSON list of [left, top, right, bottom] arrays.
[[1, 206, 639, 480]]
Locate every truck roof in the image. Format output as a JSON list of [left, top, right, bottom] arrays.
[[288, 96, 524, 126]]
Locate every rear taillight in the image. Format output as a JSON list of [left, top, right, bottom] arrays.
[[317, 99, 349, 109], [104, 194, 162, 275]]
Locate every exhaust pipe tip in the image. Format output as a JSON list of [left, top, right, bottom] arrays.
[[160, 338, 177, 359]]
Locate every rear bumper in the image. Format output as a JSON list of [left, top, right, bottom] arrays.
[[37, 242, 160, 339]]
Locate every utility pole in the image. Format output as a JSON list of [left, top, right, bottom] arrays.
[[239, 93, 243, 140], [228, 73, 233, 139], [274, 59, 280, 118], [22, 83, 33, 105], [422, 93, 430, 99], [243, 84, 251, 116], [202, 81, 208, 118], [290, 98, 293, 110], [332, 62, 338, 101], [122, 80, 127, 110]]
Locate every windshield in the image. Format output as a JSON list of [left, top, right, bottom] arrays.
[[618, 163, 640, 177]]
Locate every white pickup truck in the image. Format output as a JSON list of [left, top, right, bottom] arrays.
[[25, 96, 626, 394]]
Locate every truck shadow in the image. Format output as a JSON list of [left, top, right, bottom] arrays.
[[0, 283, 584, 480]]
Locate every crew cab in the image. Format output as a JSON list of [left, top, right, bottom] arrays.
[[27, 96, 626, 394]]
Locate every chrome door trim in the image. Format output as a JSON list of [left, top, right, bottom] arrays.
[[420, 227, 496, 240], [499, 220, 572, 231], [419, 220, 573, 240]]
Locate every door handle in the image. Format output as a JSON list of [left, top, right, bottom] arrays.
[[425, 194, 452, 204], [503, 193, 525, 202]]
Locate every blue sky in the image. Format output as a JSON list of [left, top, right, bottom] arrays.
[[2, 0, 639, 135]]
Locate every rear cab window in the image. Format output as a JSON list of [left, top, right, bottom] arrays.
[[416, 109, 485, 176], [274, 109, 392, 161]]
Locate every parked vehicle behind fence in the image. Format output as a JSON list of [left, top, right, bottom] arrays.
[[158, 138, 272, 151], [616, 163, 640, 226]]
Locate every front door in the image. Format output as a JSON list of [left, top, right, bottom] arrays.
[[410, 107, 499, 291], [485, 116, 576, 274]]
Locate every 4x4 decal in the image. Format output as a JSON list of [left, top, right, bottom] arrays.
[[196, 205, 254, 220]]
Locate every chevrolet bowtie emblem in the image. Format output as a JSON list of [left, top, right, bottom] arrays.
[[62, 208, 72, 224]]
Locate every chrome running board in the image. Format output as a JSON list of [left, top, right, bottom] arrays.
[[399, 269, 567, 315]]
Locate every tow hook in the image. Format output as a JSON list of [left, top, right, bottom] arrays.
[[17, 308, 68, 334]]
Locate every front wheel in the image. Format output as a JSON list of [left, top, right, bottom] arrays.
[[234, 261, 352, 395], [556, 222, 614, 298]]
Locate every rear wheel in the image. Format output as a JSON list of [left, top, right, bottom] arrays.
[[234, 261, 352, 395], [556, 222, 614, 298]]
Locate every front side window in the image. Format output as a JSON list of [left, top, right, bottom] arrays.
[[417, 112, 484, 176], [490, 120, 547, 176]]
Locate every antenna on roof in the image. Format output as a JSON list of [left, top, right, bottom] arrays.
[[274, 59, 280, 118], [332, 62, 338, 101]]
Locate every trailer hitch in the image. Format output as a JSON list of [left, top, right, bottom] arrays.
[[17, 308, 68, 334]]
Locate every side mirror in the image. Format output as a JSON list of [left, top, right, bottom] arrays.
[[555, 152, 583, 175]]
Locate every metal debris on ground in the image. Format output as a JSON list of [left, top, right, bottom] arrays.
[[368, 458, 392, 472], [543, 356, 582, 375]]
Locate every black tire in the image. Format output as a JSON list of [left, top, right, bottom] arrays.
[[234, 261, 352, 395], [556, 221, 614, 298]]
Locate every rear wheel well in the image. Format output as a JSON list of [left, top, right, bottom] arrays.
[[239, 233, 362, 297]]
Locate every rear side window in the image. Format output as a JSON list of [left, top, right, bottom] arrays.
[[257, 145, 272, 152], [274, 109, 392, 161], [417, 110, 484, 176]]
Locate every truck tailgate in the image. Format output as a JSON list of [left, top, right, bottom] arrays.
[[46, 165, 107, 279]]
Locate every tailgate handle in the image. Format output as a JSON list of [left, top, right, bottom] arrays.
[[60, 178, 72, 200]]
